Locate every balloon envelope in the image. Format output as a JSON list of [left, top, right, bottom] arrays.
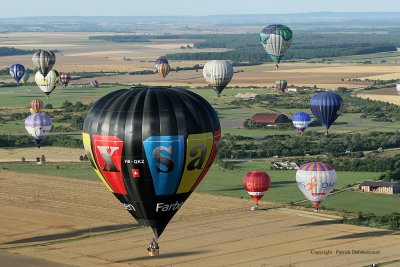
[[25, 113, 52, 147], [243, 171, 271, 203], [157, 63, 170, 79], [203, 60, 233, 96], [396, 84, 400, 96], [10, 64, 25, 85], [21, 71, 29, 84], [310, 92, 343, 133], [276, 80, 287, 93], [90, 80, 99, 87], [260, 24, 293, 67], [155, 58, 169, 69], [292, 112, 311, 134], [32, 50, 56, 77], [296, 162, 337, 208], [82, 86, 221, 238], [30, 99, 43, 114], [35, 70, 58, 96], [60, 73, 71, 86]]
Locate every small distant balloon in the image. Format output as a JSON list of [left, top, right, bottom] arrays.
[[276, 80, 287, 93], [60, 73, 71, 87], [10, 64, 25, 86], [30, 99, 43, 114], [243, 171, 271, 207], [157, 63, 170, 79], [155, 58, 169, 69], [292, 112, 311, 135], [25, 112, 52, 148], [90, 80, 99, 88], [203, 60, 233, 96]]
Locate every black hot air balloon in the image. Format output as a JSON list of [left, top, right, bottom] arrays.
[[82, 86, 221, 241]]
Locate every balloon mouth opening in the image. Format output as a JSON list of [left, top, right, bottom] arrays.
[[313, 202, 320, 208], [35, 139, 42, 148]]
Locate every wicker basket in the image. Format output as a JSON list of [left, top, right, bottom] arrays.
[[148, 248, 159, 256]]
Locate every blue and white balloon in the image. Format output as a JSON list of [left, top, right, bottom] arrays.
[[292, 112, 311, 135]]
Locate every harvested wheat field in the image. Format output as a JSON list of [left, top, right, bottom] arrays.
[[357, 94, 400, 105], [1, 171, 399, 267]]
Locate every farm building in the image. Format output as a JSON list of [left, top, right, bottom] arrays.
[[250, 113, 291, 126], [274, 161, 299, 170], [359, 181, 400, 195], [287, 87, 305, 93]]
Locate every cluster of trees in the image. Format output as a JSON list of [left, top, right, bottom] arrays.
[[295, 154, 400, 174], [89, 35, 151, 42], [343, 212, 400, 230], [91, 32, 399, 63], [0, 135, 82, 148], [0, 47, 35, 57], [165, 32, 399, 62], [232, 89, 400, 121], [70, 71, 124, 80], [218, 132, 400, 160]]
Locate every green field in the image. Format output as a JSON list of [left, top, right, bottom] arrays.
[[321, 191, 400, 216], [0, 84, 127, 108], [312, 51, 400, 64], [2, 161, 389, 215]]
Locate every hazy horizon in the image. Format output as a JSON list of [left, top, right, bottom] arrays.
[[1, 0, 399, 18]]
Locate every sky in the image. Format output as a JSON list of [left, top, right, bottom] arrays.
[[1, 0, 400, 18]]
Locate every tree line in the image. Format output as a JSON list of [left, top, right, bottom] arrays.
[[0, 47, 35, 57]]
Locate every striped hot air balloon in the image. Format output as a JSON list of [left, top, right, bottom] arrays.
[[260, 24, 293, 68], [32, 50, 56, 77], [155, 58, 169, 69], [310, 92, 343, 134], [203, 60, 233, 96], [157, 63, 170, 79], [276, 80, 288, 93], [296, 162, 337, 209], [30, 99, 43, 114], [21, 71, 30, 84]]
